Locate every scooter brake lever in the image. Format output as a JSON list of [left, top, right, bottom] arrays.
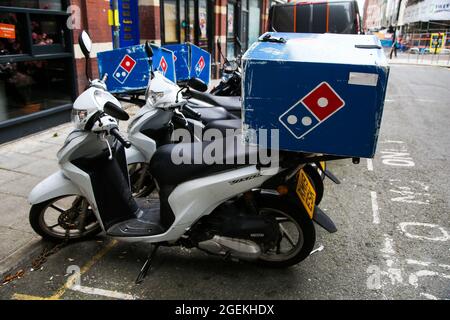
[[100, 133, 113, 160]]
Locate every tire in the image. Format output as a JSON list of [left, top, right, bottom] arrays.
[[255, 193, 316, 268], [303, 164, 324, 205], [129, 163, 155, 198], [30, 196, 101, 243]]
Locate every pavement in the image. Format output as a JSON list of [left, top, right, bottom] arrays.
[[0, 65, 449, 300], [387, 51, 450, 67]]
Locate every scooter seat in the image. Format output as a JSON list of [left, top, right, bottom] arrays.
[[190, 106, 236, 123], [149, 134, 257, 187], [190, 89, 241, 113], [205, 119, 241, 136]]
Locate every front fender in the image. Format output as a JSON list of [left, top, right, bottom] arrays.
[[28, 170, 82, 205]]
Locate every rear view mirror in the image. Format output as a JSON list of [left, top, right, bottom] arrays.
[[145, 41, 154, 58], [187, 78, 208, 92], [104, 102, 129, 121], [79, 31, 92, 58]]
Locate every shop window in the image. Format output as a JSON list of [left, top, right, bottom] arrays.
[[227, 2, 235, 59], [198, 0, 207, 41], [248, 0, 261, 45], [0, 12, 28, 56], [0, 58, 72, 122], [0, 1, 63, 10], [30, 14, 64, 49], [163, 0, 178, 43]]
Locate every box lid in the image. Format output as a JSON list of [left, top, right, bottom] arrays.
[[243, 32, 388, 67]]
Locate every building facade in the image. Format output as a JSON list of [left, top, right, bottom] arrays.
[[0, 0, 281, 143]]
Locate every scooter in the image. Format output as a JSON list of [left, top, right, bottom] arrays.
[[28, 31, 340, 283]]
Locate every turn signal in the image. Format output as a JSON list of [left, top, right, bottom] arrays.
[[277, 185, 289, 195]]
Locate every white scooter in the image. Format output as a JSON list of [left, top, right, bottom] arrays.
[[28, 31, 338, 283]]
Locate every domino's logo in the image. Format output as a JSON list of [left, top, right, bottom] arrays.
[[158, 56, 168, 75], [195, 56, 205, 77], [279, 82, 345, 139], [113, 55, 137, 84]]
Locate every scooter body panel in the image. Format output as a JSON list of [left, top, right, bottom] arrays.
[[28, 170, 83, 205]]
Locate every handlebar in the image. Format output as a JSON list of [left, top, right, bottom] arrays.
[[182, 104, 202, 120], [110, 127, 131, 149]]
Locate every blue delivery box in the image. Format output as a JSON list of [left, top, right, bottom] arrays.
[[242, 32, 389, 158], [163, 43, 211, 85], [97, 44, 176, 94]]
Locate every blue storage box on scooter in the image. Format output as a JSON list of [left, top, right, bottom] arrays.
[[97, 44, 176, 93], [242, 32, 390, 158], [163, 43, 211, 85]]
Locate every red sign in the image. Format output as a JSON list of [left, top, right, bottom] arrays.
[[159, 56, 168, 74], [301, 82, 345, 121], [0, 23, 15, 39], [120, 55, 137, 73]]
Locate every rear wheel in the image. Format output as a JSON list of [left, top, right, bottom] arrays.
[[255, 194, 315, 268], [129, 163, 155, 198], [29, 196, 101, 243]]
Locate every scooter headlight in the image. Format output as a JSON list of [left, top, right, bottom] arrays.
[[71, 109, 89, 128], [146, 90, 165, 105]]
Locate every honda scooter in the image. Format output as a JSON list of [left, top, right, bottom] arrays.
[[28, 31, 339, 282]]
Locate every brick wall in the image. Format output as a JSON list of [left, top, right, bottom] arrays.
[[139, 0, 161, 43], [71, 0, 112, 94]]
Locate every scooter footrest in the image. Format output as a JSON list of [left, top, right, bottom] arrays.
[[107, 199, 165, 237]]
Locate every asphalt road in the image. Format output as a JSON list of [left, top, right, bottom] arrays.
[[0, 65, 449, 300]]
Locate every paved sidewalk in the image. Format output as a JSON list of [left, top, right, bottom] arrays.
[[387, 52, 450, 67], [0, 123, 73, 277]]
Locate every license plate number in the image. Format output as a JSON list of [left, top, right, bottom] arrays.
[[296, 169, 316, 219]]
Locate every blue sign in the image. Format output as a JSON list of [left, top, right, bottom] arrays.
[[163, 43, 211, 85], [97, 44, 176, 94], [242, 32, 390, 158], [151, 45, 176, 83], [117, 0, 140, 48], [98, 45, 150, 94]]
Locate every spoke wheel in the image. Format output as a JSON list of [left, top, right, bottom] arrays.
[[256, 194, 315, 268], [129, 163, 155, 198], [30, 196, 101, 242]]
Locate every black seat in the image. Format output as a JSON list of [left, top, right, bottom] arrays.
[[205, 119, 241, 136], [149, 134, 257, 187], [190, 106, 235, 123], [190, 89, 241, 115]]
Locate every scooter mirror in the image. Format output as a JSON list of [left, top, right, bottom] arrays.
[[104, 102, 129, 121], [187, 78, 208, 92], [145, 41, 153, 58], [79, 31, 92, 58]]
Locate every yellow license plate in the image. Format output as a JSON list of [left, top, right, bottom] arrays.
[[320, 161, 326, 171], [296, 169, 316, 219]]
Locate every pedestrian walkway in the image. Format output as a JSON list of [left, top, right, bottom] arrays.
[[387, 52, 450, 67]]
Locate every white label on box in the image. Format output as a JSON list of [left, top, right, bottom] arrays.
[[348, 72, 378, 86]]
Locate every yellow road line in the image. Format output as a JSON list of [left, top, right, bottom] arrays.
[[12, 240, 118, 300]]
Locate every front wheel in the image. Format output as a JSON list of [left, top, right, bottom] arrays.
[[30, 195, 101, 243], [255, 194, 316, 268]]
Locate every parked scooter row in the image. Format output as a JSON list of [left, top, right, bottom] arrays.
[[28, 31, 340, 283]]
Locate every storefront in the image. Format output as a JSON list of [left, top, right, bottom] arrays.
[[0, 0, 75, 143], [160, 0, 214, 51], [160, 0, 270, 76]]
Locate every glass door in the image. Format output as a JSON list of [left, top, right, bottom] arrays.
[[162, 0, 212, 51], [226, 0, 237, 59]]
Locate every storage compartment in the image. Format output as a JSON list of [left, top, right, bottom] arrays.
[[97, 44, 176, 94], [242, 32, 389, 158], [163, 43, 211, 85]]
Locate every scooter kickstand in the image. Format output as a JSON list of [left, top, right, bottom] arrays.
[[135, 244, 160, 284]]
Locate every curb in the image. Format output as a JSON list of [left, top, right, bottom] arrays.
[[0, 238, 47, 280]]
